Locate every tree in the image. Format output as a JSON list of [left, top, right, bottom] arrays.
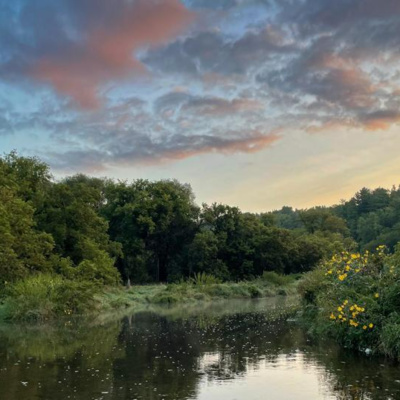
[[0, 160, 54, 284], [103, 180, 199, 283], [1, 151, 52, 208], [299, 207, 349, 236], [35, 175, 121, 284], [188, 231, 229, 279]]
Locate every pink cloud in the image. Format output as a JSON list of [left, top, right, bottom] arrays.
[[361, 110, 400, 130], [46, 130, 281, 172], [153, 131, 281, 164], [31, 0, 194, 108], [309, 53, 377, 109]]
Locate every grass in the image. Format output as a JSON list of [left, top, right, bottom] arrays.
[[96, 274, 298, 312], [0, 271, 299, 322]]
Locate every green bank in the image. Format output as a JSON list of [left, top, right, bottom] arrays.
[[0, 272, 298, 322]]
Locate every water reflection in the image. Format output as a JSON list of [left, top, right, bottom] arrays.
[[0, 297, 398, 400]]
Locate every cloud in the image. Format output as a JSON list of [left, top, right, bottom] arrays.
[[359, 110, 400, 130], [262, 50, 378, 111], [182, 97, 263, 115], [45, 129, 280, 172], [142, 0, 400, 134], [2, 91, 277, 172], [144, 26, 294, 76], [154, 92, 262, 118], [2, 0, 400, 174], [184, 0, 242, 10], [1, 0, 194, 108]]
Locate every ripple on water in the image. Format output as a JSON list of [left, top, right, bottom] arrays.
[[0, 298, 399, 400]]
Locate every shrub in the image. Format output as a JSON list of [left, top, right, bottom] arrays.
[[247, 284, 263, 298], [201, 284, 231, 298], [299, 246, 400, 357], [230, 284, 252, 297], [262, 271, 293, 286], [297, 268, 327, 304], [1, 274, 98, 321], [58, 251, 120, 286], [151, 292, 180, 304], [190, 272, 222, 286], [381, 320, 400, 358], [54, 280, 98, 313]]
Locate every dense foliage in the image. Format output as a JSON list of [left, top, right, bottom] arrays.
[[271, 186, 400, 252], [0, 152, 398, 291], [299, 245, 400, 358]]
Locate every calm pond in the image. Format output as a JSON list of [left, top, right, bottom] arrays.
[[0, 297, 399, 400]]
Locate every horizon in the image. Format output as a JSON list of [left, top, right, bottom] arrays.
[[1, 0, 400, 211]]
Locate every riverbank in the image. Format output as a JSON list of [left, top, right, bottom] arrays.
[[298, 246, 400, 360], [96, 277, 298, 312], [0, 272, 299, 322]]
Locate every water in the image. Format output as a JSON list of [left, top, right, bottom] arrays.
[[0, 297, 399, 400]]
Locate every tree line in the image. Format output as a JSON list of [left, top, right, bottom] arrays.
[[1, 152, 398, 286], [271, 186, 400, 252]]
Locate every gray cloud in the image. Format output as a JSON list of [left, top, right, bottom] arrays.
[[183, 0, 271, 11], [154, 92, 263, 119], [144, 0, 400, 133], [2, 0, 400, 172], [2, 91, 276, 171], [144, 26, 295, 76], [44, 129, 280, 172]]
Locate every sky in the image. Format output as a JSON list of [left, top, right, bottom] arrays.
[[1, 0, 400, 212]]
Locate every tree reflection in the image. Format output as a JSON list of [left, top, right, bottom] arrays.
[[0, 299, 398, 400]]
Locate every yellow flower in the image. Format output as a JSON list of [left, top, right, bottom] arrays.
[[330, 313, 336, 320], [345, 266, 351, 271], [350, 306, 354, 311], [343, 300, 348, 305], [327, 270, 333, 274], [337, 306, 343, 312], [338, 314, 343, 319], [369, 323, 374, 329], [363, 325, 367, 330], [374, 293, 379, 298], [349, 319, 359, 327]]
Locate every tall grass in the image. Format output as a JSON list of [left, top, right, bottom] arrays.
[[261, 271, 296, 286], [0, 272, 299, 321], [1, 274, 98, 321], [99, 276, 298, 310], [189, 272, 222, 285]]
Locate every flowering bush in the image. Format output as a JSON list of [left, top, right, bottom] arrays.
[[299, 245, 400, 358]]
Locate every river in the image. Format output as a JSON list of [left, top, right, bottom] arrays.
[[0, 297, 399, 399]]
